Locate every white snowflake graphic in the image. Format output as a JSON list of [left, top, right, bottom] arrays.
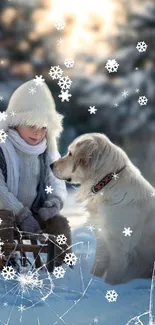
[[3, 302, 8, 307], [105, 59, 119, 73], [64, 252, 78, 266], [88, 106, 97, 114], [105, 290, 118, 302], [87, 224, 95, 232], [136, 41, 148, 53], [122, 227, 133, 237], [58, 90, 72, 102], [0, 218, 2, 225], [135, 88, 140, 93], [57, 38, 64, 46], [17, 304, 26, 313], [122, 90, 129, 97], [64, 58, 75, 68], [93, 317, 99, 323], [53, 266, 66, 279], [0, 129, 8, 143], [55, 20, 65, 30], [112, 172, 119, 180], [29, 87, 36, 95], [56, 234, 67, 245], [114, 103, 119, 107], [45, 185, 53, 194], [10, 110, 17, 117], [49, 65, 63, 80], [0, 96, 4, 101], [0, 111, 7, 121], [34, 75, 45, 86], [2, 266, 16, 280], [58, 76, 72, 90], [138, 95, 148, 106]]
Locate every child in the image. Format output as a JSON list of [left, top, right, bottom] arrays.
[[0, 79, 71, 269]]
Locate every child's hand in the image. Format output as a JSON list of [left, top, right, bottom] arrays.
[[38, 197, 62, 222], [16, 207, 41, 234]]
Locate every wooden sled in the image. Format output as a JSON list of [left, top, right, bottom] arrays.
[[0, 210, 56, 272]]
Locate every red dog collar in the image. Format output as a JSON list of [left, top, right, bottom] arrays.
[[91, 165, 126, 194]]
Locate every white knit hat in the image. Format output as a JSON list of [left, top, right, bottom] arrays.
[[0, 79, 64, 152]]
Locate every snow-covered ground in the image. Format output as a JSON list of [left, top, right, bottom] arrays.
[[0, 190, 154, 325]]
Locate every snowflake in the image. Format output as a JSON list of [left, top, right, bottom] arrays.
[[53, 266, 66, 279], [0, 129, 8, 143], [151, 191, 155, 197], [0, 96, 4, 101], [57, 38, 64, 46], [2, 265, 16, 280], [58, 76, 72, 90], [49, 65, 63, 80], [138, 96, 148, 106], [122, 227, 133, 237], [34, 75, 45, 86], [114, 103, 119, 107], [17, 304, 26, 313], [93, 318, 99, 323], [64, 58, 75, 68], [0, 218, 2, 225], [10, 110, 17, 117], [136, 41, 148, 53], [105, 290, 118, 302], [3, 302, 8, 307], [56, 234, 67, 245], [105, 59, 119, 73], [58, 90, 72, 102], [88, 106, 97, 114], [45, 185, 53, 194], [87, 224, 95, 232], [0, 111, 7, 121], [135, 89, 140, 93], [112, 173, 119, 180], [122, 90, 129, 97], [55, 20, 65, 30], [64, 252, 78, 266], [29, 87, 36, 95]]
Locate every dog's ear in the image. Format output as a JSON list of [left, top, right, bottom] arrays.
[[72, 138, 98, 172]]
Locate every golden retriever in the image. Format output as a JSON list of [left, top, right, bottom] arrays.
[[50, 133, 155, 284]]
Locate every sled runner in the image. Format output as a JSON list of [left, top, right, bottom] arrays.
[[0, 210, 56, 272]]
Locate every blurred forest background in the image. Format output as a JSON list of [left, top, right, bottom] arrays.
[[0, 0, 155, 184]]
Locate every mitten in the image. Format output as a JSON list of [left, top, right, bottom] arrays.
[[16, 207, 41, 234], [38, 196, 63, 222]]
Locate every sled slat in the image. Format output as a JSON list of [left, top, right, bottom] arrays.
[[3, 243, 48, 253]]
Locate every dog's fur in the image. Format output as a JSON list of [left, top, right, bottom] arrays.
[[51, 133, 155, 284]]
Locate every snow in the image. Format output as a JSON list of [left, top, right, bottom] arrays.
[[0, 190, 153, 325]]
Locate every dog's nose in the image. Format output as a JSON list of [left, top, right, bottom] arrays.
[[50, 162, 54, 170]]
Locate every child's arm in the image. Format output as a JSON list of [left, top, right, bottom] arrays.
[[46, 150, 68, 206], [0, 168, 24, 215]]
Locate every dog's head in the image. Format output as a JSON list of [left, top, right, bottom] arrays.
[[50, 133, 112, 184]]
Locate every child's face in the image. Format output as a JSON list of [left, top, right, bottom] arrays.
[[15, 125, 47, 145]]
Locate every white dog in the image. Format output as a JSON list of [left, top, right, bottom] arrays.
[[51, 133, 155, 284]]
